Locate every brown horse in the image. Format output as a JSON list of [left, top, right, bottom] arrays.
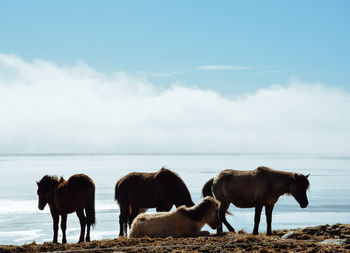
[[129, 196, 220, 238], [36, 174, 96, 243], [202, 166, 310, 235], [115, 167, 195, 236]]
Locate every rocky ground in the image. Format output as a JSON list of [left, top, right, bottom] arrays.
[[1, 224, 349, 252]]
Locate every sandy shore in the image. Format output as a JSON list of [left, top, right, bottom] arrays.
[[1, 224, 349, 252]]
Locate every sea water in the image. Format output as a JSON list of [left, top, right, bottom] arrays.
[[0, 154, 349, 245]]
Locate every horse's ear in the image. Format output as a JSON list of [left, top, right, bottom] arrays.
[[36, 181, 39, 186], [305, 173, 310, 178], [292, 173, 297, 180]]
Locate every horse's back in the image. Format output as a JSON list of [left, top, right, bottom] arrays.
[[212, 167, 291, 208], [115, 171, 157, 207], [213, 169, 260, 207], [117, 172, 155, 189], [67, 174, 95, 190], [129, 211, 172, 238], [54, 174, 95, 213], [214, 169, 258, 188], [129, 210, 191, 238]]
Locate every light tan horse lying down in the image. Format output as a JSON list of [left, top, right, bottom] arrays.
[[129, 196, 220, 238]]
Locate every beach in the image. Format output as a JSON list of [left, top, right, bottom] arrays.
[[1, 224, 350, 252]]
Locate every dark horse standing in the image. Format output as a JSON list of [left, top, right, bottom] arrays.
[[202, 166, 310, 235], [36, 174, 96, 243], [115, 167, 195, 236]]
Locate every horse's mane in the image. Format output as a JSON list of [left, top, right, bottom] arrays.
[[256, 166, 293, 175], [38, 175, 61, 188], [294, 173, 310, 190], [179, 197, 218, 221], [157, 167, 194, 206], [158, 167, 187, 185], [257, 166, 310, 190]]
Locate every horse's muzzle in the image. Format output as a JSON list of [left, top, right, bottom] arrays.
[[300, 202, 308, 208], [38, 202, 47, 210]]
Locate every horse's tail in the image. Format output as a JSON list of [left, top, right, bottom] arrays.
[[202, 177, 214, 198], [114, 180, 120, 202], [85, 185, 96, 227]]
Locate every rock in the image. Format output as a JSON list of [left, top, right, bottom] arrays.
[[320, 239, 347, 245], [304, 228, 318, 235], [281, 231, 295, 239]]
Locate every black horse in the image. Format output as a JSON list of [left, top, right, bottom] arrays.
[[115, 167, 194, 236]]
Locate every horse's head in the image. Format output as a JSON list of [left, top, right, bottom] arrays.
[[290, 173, 310, 208], [205, 196, 221, 229], [36, 175, 59, 210]]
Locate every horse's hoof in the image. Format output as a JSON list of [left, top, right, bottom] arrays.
[[199, 231, 210, 236]]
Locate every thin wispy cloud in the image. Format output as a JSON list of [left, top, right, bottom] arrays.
[[251, 70, 287, 75], [198, 65, 249, 70], [130, 71, 182, 78], [0, 54, 349, 154]]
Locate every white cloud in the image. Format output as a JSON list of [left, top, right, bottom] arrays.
[[0, 54, 349, 154], [198, 65, 249, 70]]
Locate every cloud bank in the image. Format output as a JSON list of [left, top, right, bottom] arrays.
[[0, 54, 349, 154]]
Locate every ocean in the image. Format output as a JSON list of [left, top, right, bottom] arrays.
[[0, 153, 349, 245]]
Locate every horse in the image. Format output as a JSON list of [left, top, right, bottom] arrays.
[[36, 174, 96, 243], [202, 166, 310, 235], [129, 196, 220, 238], [115, 167, 195, 236]]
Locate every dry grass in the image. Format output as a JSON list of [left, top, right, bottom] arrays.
[[1, 224, 349, 252]]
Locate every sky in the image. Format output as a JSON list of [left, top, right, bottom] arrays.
[[0, 1, 349, 154]]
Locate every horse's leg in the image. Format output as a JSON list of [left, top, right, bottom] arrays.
[[218, 201, 235, 233], [253, 203, 263, 235], [128, 205, 140, 228], [85, 209, 91, 242], [119, 206, 128, 237], [85, 224, 91, 241], [76, 209, 86, 243], [119, 213, 124, 236], [51, 212, 59, 243], [60, 214, 67, 244], [265, 205, 274, 236]]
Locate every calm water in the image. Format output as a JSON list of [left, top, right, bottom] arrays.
[[0, 154, 349, 245]]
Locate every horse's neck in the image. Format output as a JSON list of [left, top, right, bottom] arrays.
[[176, 196, 194, 207], [179, 207, 206, 229], [175, 184, 194, 207], [47, 188, 58, 209], [270, 171, 292, 195], [196, 218, 207, 230], [48, 182, 66, 208]]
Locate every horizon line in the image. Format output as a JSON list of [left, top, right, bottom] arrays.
[[0, 152, 349, 157]]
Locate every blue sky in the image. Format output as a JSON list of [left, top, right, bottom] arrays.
[[1, 0, 349, 95]]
